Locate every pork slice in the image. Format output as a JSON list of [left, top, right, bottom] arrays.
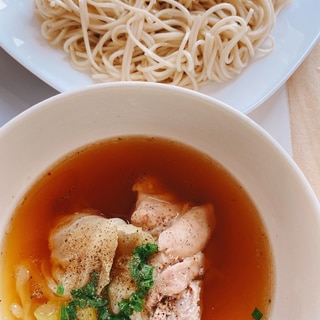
[[158, 204, 215, 259], [151, 281, 202, 320], [131, 196, 183, 237], [146, 253, 204, 312], [131, 176, 186, 237]]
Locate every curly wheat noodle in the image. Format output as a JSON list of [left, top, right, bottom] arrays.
[[34, 0, 289, 89], [11, 263, 65, 319]]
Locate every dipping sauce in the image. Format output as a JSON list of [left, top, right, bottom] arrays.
[[0, 136, 273, 319]]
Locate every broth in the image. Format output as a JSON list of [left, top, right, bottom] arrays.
[[0, 136, 273, 319]]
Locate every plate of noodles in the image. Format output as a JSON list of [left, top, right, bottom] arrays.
[[0, 0, 319, 113]]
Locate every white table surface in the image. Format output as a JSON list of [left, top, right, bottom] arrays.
[[0, 47, 292, 154]]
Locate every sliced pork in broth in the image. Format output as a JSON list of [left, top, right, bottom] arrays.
[[132, 176, 214, 319], [1, 137, 273, 320], [43, 176, 215, 319]]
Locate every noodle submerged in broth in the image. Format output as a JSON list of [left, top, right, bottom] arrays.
[[0, 136, 273, 319], [33, 0, 290, 89]]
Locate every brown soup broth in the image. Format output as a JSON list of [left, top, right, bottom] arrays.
[[1, 136, 273, 319]]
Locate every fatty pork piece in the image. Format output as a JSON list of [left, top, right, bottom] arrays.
[[131, 176, 189, 237], [158, 204, 215, 259], [145, 205, 214, 319], [132, 177, 215, 318], [49, 213, 125, 296], [147, 252, 205, 307], [152, 280, 202, 320], [132, 176, 215, 241]]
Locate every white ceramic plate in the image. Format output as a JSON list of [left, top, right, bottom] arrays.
[[0, 0, 319, 113]]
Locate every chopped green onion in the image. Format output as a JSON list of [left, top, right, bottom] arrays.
[[60, 305, 69, 320], [252, 307, 263, 320], [59, 242, 158, 320], [57, 283, 64, 296]]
